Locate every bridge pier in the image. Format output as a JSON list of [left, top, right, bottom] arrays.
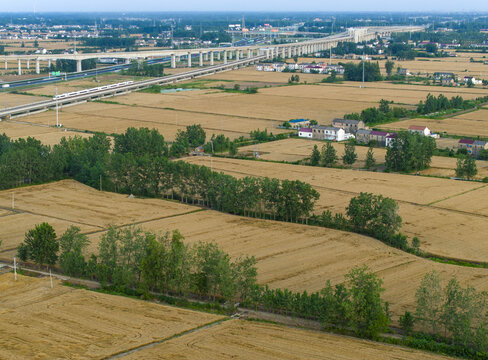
[[199, 51, 203, 67], [48, 59, 51, 69], [35, 58, 40, 74], [76, 59, 82, 72], [4, 60, 7, 70], [236, 50, 240, 61], [217, 51, 221, 61], [125, 58, 130, 64], [26, 60, 30, 70], [248, 49, 252, 59], [210, 51, 214, 66], [171, 53, 176, 68], [17, 59, 21, 75], [187, 52, 192, 67], [223, 51, 227, 64], [204, 52, 208, 61]]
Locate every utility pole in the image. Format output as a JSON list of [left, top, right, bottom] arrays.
[[100, 175, 102, 191], [55, 86, 59, 127], [13, 257, 17, 281], [362, 52, 365, 88], [11, 192, 14, 210]]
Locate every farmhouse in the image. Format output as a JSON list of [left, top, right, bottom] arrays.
[[369, 131, 390, 146], [408, 125, 431, 136], [298, 127, 313, 138], [458, 139, 488, 157], [332, 119, 366, 134], [324, 64, 345, 75], [312, 126, 346, 141], [356, 129, 372, 144], [434, 72, 454, 81]]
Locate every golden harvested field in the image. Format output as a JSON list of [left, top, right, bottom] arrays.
[[206, 67, 327, 83], [19, 94, 288, 141], [379, 109, 488, 138], [0, 92, 46, 107], [0, 180, 195, 257], [0, 273, 222, 360], [238, 138, 488, 178], [86, 208, 488, 321], [183, 156, 488, 263], [121, 319, 455, 360], [0, 121, 92, 146], [2, 180, 488, 320]]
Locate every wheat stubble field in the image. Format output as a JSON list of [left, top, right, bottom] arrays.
[[237, 138, 488, 178], [2, 181, 488, 321], [119, 319, 456, 360], [183, 156, 488, 263], [0, 273, 223, 360]]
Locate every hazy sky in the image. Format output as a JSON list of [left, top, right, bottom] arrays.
[[2, 0, 488, 12]]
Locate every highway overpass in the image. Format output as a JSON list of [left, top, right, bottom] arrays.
[[3, 26, 424, 75]]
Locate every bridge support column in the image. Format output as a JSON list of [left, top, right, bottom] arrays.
[[171, 53, 176, 68], [35, 58, 40, 74], [204, 52, 208, 61], [125, 58, 130, 64], [26, 60, 30, 70], [223, 51, 227, 64], [210, 51, 214, 66], [17, 59, 21, 75], [199, 52, 203, 67], [76, 59, 82, 72], [187, 52, 192, 67], [48, 59, 51, 69], [248, 49, 252, 59], [236, 50, 240, 61], [4, 60, 7, 70], [281, 47, 286, 59], [217, 51, 221, 61]]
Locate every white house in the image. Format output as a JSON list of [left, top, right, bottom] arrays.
[[408, 125, 431, 136], [287, 63, 299, 71], [298, 127, 313, 138], [463, 76, 483, 85], [322, 126, 345, 141]]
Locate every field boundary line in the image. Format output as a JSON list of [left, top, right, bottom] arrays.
[[426, 183, 488, 206], [103, 318, 229, 359], [81, 208, 207, 236]]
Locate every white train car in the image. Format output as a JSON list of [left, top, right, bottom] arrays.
[[53, 81, 134, 100]]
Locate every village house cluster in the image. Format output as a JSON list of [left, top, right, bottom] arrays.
[[256, 62, 344, 74], [299, 121, 439, 148]]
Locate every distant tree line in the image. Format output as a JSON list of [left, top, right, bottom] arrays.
[[121, 61, 165, 77], [342, 61, 382, 82], [81, 37, 136, 49], [0, 127, 319, 223]]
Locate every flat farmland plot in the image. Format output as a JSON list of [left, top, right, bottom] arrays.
[[120, 319, 455, 360], [0, 274, 222, 360], [205, 67, 326, 84], [237, 138, 488, 178], [260, 81, 487, 107], [113, 88, 374, 124], [0, 180, 196, 258], [20, 99, 287, 141], [0, 120, 92, 146], [0, 92, 46, 107], [87, 209, 488, 320], [183, 156, 488, 262], [379, 109, 488, 137]]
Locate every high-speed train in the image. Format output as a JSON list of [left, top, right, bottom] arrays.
[[52, 81, 134, 100]]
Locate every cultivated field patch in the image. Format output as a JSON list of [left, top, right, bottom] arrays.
[[378, 109, 488, 138], [183, 156, 488, 262], [120, 319, 456, 360], [0, 273, 222, 360]]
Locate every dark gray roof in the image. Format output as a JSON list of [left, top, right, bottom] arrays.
[[333, 118, 361, 125], [356, 129, 372, 135], [474, 140, 487, 146]]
